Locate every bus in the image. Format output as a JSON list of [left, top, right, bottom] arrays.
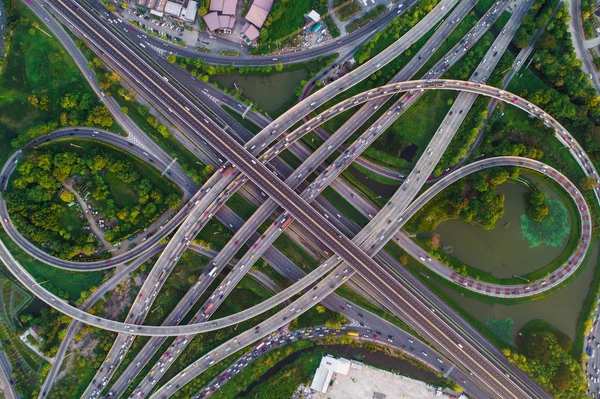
[[347, 331, 359, 337], [205, 267, 218, 277]]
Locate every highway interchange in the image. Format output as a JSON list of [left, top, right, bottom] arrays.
[[1, 0, 599, 398]]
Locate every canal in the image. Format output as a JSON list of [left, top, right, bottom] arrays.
[[236, 343, 440, 398], [212, 69, 308, 114]]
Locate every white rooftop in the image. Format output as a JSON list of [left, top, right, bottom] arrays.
[[307, 9, 321, 22], [310, 355, 351, 394]]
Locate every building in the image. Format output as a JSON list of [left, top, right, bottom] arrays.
[[203, 11, 235, 31], [244, 0, 273, 28], [310, 355, 352, 394], [204, 0, 236, 31], [307, 9, 321, 22], [136, 0, 197, 21]]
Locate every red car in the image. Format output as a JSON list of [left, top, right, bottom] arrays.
[[129, 25, 135, 30], [253, 243, 259, 249], [234, 241, 239, 245], [337, 40, 343, 45]]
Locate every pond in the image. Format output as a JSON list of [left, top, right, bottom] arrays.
[[212, 69, 308, 114], [433, 172, 572, 278], [434, 239, 599, 342]]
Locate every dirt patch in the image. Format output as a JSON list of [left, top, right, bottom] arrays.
[[101, 280, 133, 321]]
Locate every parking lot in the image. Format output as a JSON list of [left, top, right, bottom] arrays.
[[120, 8, 198, 46]]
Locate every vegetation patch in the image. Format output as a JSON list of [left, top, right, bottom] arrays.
[[6, 141, 181, 259], [521, 197, 569, 248], [485, 316, 514, 345], [505, 320, 587, 399], [0, 1, 112, 164], [406, 167, 514, 233], [333, 0, 362, 22], [346, 4, 386, 32]]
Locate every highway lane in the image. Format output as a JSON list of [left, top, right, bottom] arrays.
[[25, 0, 201, 187], [8, 2, 584, 396], [39, 240, 278, 399], [0, 80, 593, 336], [117, 5, 492, 383], [38, 244, 166, 398], [103, 13, 534, 388], [79, 167, 248, 399], [0, 127, 208, 271], [193, 326, 492, 399], [0, 356, 16, 399], [571, 0, 600, 94], [351, 0, 532, 262], [32, 0, 458, 276]]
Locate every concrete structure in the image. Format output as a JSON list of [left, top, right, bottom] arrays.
[[310, 355, 351, 393], [317, 362, 447, 399], [137, 0, 197, 21], [307, 9, 320, 22]]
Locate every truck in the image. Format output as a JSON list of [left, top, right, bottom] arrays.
[[203, 303, 215, 315], [255, 342, 265, 351], [221, 166, 232, 176], [279, 218, 293, 230], [347, 331, 359, 337]]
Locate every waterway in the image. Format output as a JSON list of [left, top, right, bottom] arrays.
[[212, 69, 308, 114], [434, 239, 599, 342], [434, 173, 571, 278], [236, 343, 439, 397]]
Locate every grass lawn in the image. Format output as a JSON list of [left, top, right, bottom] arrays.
[[196, 219, 234, 251], [366, 90, 455, 170], [210, 340, 314, 399], [112, 94, 207, 178], [40, 139, 181, 230], [225, 193, 258, 221], [0, 2, 109, 164], [321, 187, 369, 227], [58, 205, 87, 240], [273, 233, 319, 271], [223, 106, 261, 135], [572, 247, 600, 360], [0, 230, 107, 301]]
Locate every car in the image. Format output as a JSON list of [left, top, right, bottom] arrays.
[[460, 378, 466, 383], [337, 40, 343, 45], [234, 241, 239, 245], [421, 351, 428, 357], [129, 25, 134, 30]]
